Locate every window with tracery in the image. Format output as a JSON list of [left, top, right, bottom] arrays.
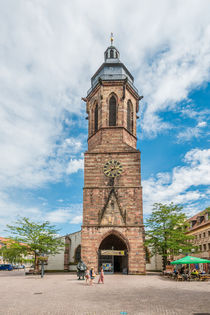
[[94, 104, 98, 132], [109, 96, 117, 126], [127, 101, 133, 133]]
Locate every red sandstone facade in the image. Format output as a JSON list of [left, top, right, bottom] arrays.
[[81, 44, 146, 274]]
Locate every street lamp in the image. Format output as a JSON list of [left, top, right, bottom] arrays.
[[35, 249, 51, 278]]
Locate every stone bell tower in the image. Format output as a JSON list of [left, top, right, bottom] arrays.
[[81, 36, 146, 274]]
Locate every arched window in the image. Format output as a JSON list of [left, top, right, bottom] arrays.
[[127, 101, 133, 133], [109, 96, 117, 126], [75, 245, 81, 263], [110, 49, 114, 58], [94, 104, 98, 132]]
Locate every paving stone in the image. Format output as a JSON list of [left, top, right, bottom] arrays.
[[0, 271, 210, 315]]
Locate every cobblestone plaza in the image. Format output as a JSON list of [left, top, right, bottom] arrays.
[[1, 271, 210, 315]]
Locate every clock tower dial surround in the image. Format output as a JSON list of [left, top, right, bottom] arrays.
[[81, 43, 145, 274], [103, 160, 123, 177]]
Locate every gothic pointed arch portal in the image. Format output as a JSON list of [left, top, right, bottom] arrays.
[[98, 232, 128, 274]]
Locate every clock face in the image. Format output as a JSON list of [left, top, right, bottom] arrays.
[[103, 160, 123, 177]]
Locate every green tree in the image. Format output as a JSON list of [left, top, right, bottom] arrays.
[[6, 217, 64, 269], [145, 203, 196, 270], [0, 239, 28, 264]]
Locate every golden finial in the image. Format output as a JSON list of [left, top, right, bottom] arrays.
[[110, 32, 114, 46]]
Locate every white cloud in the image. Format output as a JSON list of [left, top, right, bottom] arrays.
[[70, 215, 83, 224], [0, 0, 210, 232], [0, 192, 43, 234], [46, 204, 83, 225], [181, 107, 210, 120], [0, 0, 209, 191], [176, 121, 208, 142], [46, 209, 72, 223], [66, 159, 84, 174], [0, 196, 83, 234], [57, 138, 83, 157], [143, 148, 210, 214], [197, 121, 207, 128]]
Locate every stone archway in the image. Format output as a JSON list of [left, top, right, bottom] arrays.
[[98, 232, 129, 274]]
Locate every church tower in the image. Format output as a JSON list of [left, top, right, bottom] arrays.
[[81, 37, 145, 274]]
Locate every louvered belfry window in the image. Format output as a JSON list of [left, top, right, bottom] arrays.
[[94, 104, 98, 132], [127, 101, 133, 133], [109, 96, 117, 126]]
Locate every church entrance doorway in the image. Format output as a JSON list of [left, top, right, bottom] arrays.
[[98, 233, 128, 274]]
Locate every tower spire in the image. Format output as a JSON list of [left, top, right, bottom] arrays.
[[110, 32, 114, 46]]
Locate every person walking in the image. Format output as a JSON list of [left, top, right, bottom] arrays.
[[90, 267, 95, 286], [85, 268, 90, 285], [98, 266, 104, 284]]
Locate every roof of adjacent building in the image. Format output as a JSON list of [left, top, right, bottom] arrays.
[[0, 237, 27, 248], [187, 208, 210, 232], [0, 237, 9, 248]]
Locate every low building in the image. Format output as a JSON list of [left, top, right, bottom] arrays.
[[45, 231, 81, 272]]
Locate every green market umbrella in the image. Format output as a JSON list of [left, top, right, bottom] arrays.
[[171, 255, 210, 265]]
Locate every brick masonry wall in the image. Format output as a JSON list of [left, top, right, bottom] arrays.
[[81, 226, 145, 274], [82, 81, 145, 274]]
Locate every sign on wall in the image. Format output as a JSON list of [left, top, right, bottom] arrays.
[[101, 250, 125, 256]]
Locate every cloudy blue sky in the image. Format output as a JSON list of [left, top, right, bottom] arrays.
[[0, 0, 209, 236]]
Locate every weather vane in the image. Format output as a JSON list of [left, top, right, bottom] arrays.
[[111, 32, 114, 46]]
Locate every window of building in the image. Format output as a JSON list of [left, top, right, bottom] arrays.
[[208, 231, 210, 237], [199, 234, 201, 238], [110, 49, 114, 58], [199, 245, 202, 251], [203, 232, 206, 238], [74, 245, 81, 263], [199, 216, 204, 224], [109, 96, 117, 126], [191, 220, 197, 228], [94, 104, 98, 132], [203, 244, 206, 251], [127, 101, 133, 133], [208, 243, 210, 250], [195, 235, 197, 240]]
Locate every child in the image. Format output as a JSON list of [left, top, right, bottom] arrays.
[[85, 268, 90, 285], [98, 266, 104, 284], [89, 267, 95, 285]]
